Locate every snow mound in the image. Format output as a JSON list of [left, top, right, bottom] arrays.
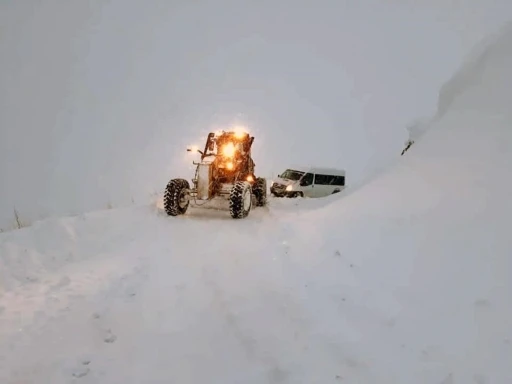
[[0, 206, 157, 293], [288, 21, 512, 382], [437, 21, 512, 117], [1, 22, 512, 384]]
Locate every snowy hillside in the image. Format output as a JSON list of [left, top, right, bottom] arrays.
[[2, 20, 512, 384]]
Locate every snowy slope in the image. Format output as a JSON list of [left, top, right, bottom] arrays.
[[1, 22, 512, 384]]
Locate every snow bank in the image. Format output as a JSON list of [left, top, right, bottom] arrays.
[[404, 21, 512, 147], [437, 21, 512, 117], [1, 21, 512, 384], [0, 207, 153, 293], [285, 21, 512, 382]]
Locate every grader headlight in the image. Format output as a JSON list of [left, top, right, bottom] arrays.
[[221, 142, 236, 158]]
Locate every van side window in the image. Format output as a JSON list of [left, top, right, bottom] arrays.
[[332, 176, 345, 186], [314, 174, 333, 185], [314, 174, 345, 186], [301, 173, 314, 186]]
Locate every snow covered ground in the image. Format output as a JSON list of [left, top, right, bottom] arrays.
[[2, 21, 512, 384]]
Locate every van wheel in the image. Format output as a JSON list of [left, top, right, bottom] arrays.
[[332, 189, 340, 194]]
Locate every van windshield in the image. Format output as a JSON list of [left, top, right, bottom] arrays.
[[280, 169, 304, 180]]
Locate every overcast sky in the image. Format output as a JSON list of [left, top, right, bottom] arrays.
[[1, 0, 511, 229]]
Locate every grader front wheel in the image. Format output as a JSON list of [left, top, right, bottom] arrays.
[[229, 181, 252, 219], [163, 178, 190, 216]]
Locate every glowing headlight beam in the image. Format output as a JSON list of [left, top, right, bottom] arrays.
[[233, 125, 249, 138], [221, 142, 236, 157]]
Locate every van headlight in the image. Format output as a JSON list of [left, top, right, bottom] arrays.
[[286, 185, 293, 191]]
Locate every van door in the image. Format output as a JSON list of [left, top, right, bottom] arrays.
[[331, 175, 345, 194], [313, 174, 336, 197], [297, 172, 314, 197]]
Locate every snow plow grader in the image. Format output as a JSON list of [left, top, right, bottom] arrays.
[[163, 130, 267, 219]]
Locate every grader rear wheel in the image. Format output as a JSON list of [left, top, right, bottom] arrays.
[[253, 177, 267, 207]]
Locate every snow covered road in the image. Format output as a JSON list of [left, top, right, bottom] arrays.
[[2, 177, 510, 383], [1, 198, 373, 383]]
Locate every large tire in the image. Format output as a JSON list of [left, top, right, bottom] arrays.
[[163, 178, 190, 216], [229, 181, 252, 219], [253, 177, 267, 207]]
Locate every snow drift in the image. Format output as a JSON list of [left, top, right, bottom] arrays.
[[1, 22, 512, 384]]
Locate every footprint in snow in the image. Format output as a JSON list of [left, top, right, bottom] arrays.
[[51, 276, 71, 290], [125, 288, 137, 298], [104, 329, 117, 343], [71, 361, 91, 378], [72, 366, 90, 378]]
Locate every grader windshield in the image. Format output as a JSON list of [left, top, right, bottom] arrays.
[[200, 130, 253, 160], [214, 131, 253, 172]]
